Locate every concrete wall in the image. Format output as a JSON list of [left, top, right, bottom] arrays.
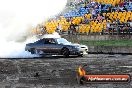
[[88, 46, 132, 54], [76, 35, 132, 41], [63, 34, 132, 41], [62, 35, 132, 54]]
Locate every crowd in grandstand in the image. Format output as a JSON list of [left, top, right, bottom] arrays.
[[32, 0, 132, 35]]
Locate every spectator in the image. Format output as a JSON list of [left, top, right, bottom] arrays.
[[84, 1, 88, 9], [99, 3, 101, 9], [113, 18, 116, 23], [127, 17, 132, 22], [119, 1, 125, 7], [69, 22, 76, 34], [116, 7, 122, 12], [66, 17, 72, 22], [94, 3, 99, 9], [81, 15, 89, 24], [97, 14, 102, 22], [107, 7, 112, 13], [41, 26, 47, 35], [105, 16, 111, 20], [123, 6, 128, 11], [56, 23, 62, 34], [106, 19, 110, 29], [117, 19, 120, 25], [116, 19, 121, 34], [91, 8, 97, 19], [90, 0, 96, 6]]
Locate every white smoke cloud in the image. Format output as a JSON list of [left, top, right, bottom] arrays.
[[42, 32, 61, 38], [0, 0, 67, 58]]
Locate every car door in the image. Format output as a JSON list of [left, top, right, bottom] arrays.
[[43, 39, 61, 54], [34, 39, 46, 51]]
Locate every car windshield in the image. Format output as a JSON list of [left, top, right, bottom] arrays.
[[57, 38, 71, 45]]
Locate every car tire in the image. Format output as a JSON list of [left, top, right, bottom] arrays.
[[78, 54, 83, 57], [30, 48, 35, 54], [35, 49, 39, 54], [61, 48, 69, 58], [34, 49, 44, 55]]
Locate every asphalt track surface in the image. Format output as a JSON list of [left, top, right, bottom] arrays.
[[0, 54, 132, 88]]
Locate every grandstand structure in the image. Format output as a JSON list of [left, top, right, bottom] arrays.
[[32, 0, 132, 35]]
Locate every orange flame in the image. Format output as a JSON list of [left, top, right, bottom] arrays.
[[78, 66, 86, 76]]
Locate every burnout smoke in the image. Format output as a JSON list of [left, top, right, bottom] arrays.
[[42, 32, 61, 38], [0, 0, 67, 58]]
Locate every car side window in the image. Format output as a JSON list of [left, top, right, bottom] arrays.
[[44, 39, 56, 44], [35, 39, 45, 44]]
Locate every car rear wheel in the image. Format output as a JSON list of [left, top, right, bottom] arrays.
[[30, 48, 35, 54], [35, 49, 39, 54], [35, 49, 44, 55], [61, 48, 69, 58]]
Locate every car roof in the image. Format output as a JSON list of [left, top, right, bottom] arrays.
[[41, 38, 63, 40], [36, 38, 65, 42]]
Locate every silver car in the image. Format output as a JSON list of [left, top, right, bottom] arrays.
[[25, 38, 83, 57]]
